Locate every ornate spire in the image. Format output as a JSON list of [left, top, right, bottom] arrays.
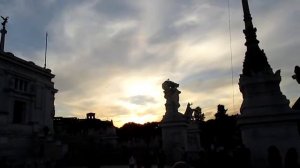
[[0, 16, 8, 52], [241, 0, 273, 76]]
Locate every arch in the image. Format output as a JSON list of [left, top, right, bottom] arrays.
[[267, 145, 283, 168]]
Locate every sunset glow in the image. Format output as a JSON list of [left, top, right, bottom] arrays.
[[2, 0, 299, 127]]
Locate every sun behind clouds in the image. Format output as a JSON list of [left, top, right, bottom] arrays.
[[123, 78, 162, 100], [114, 78, 164, 126]]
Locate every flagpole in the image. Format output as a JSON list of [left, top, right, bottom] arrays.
[[44, 32, 48, 69]]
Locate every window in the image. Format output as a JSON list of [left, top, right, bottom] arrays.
[[14, 78, 28, 92], [13, 100, 26, 124]]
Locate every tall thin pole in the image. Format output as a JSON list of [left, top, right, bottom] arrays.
[[228, 0, 235, 113], [44, 32, 48, 69], [0, 16, 8, 52]]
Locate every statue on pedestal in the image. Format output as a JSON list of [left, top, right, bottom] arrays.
[[162, 80, 181, 113]]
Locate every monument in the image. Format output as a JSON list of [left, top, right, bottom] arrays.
[[161, 80, 202, 164], [162, 80, 183, 121], [237, 1, 300, 168], [185, 105, 203, 157], [161, 80, 188, 163]]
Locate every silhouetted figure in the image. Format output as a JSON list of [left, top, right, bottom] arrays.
[[284, 148, 300, 168], [129, 155, 136, 168], [268, 146, 283, 168]]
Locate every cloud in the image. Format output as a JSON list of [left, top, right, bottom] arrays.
[[125, 95, 156, 106], [2, 0, 300, 127]]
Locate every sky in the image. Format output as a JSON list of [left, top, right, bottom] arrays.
[[0, 0, 299, 127]]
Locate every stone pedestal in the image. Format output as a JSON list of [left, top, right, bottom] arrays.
[[240, 116, 300, 168], [238, 73, 300, 168], [239, 72, 291, 117], [187, 122, 202, 153], [161, 117, 188, 163]]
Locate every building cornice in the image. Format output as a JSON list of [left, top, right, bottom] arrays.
[[0, 51, 55, 78]]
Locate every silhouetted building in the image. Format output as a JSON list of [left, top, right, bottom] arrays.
[[0, 48, 57, 131], [0, 17, 64, 166], [86, 112, 96, 120], [54, 113, 117, 146], [238, 1, 300, 168], [53, 113, 118, 166]]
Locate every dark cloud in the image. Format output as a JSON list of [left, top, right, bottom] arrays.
[[94, 0, 139, 19]]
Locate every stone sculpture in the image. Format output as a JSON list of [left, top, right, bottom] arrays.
[[292, 66, 300, 84], [162, 80, 181, 113], [1, 16, 8, 28]]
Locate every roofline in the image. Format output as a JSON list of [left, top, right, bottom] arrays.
[[0, 51, 55, 78]]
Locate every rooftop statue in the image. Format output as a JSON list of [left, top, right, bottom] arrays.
[[0, 16, 8, 51], [184, 103, 193, 120], [215, 104, 228, 120], [292, 66, 300, 84], [1, 16, 8, 28], [193, 106, 204, 121]]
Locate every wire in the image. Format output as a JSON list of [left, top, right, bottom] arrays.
[[228, 0, 235, 113]]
